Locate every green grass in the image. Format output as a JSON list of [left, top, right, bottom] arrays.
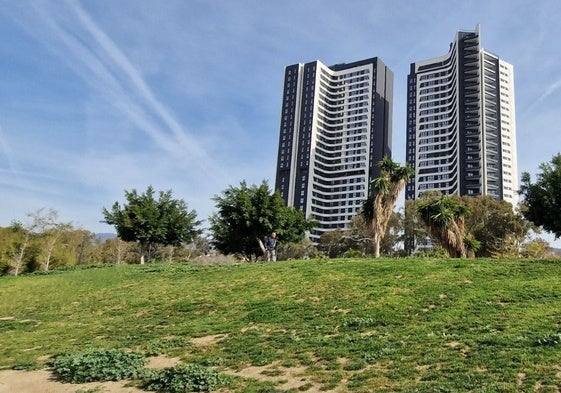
[[1, 258, 561, 392]]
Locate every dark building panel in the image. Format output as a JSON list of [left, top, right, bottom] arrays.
[[274, 57, 393, 243]]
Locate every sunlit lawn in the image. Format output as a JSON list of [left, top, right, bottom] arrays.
[[1, 258, 561, 392]]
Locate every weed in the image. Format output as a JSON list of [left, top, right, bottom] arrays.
[[143, 337, 190, 356], [50, 349, 146, 383], [142, 364, 224, 392], [535, 332, 561, 346], [11, 361, 42, 371]]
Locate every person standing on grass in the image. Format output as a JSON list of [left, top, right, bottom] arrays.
[[265, 232, 277, 261]]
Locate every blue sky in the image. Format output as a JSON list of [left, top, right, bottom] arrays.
[[1, 1, 560, 244]]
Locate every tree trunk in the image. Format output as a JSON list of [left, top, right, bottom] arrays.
[[43, 236, 59, 271], [12, 234, 30, 276], [140, 244, 146, 264], [373, 239, 381, 258], [13, 244, 26, 276], [257, 238, 266, 254]]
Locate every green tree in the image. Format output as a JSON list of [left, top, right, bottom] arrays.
[[520, 154, 561, 238], [0, 225, 26, 275], [346, 214, 375, 256], [461, 196, 530, 258], [209, 181, 315, 261], [348, 208, 404, 256], [277, 238, 317, 260], [4, 209, 59, 275], [318, 229, 352, 258], [102, 186, 202, 264], [1, 222, 28, 276], [368, 157, 413, 258], [521, 238, 556, 259], [417, 194, 470, 258], [403, 199, 431, 256]]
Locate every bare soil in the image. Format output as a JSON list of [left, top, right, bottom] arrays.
[[0, 356, 179, 393], [0, 354, 336, 393]]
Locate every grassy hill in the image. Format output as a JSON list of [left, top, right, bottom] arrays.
[[1, 258, 561, 392]]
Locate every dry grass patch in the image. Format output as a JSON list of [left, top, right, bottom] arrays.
[[190, 334, 227, 347], [224, 362, 327, 392]]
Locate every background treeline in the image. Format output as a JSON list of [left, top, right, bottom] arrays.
[[3, 153, 560, 276], [1, 194, 556, 277], [0, 208, 212, 276], [318, 195, 556, 260]]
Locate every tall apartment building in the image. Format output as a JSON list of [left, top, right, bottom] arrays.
[[275, 57, 393, 243], [405, 25, 518, 206]]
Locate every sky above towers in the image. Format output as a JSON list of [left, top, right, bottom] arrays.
[[1, 1, 560, 245]]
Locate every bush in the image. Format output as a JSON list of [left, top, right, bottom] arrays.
[[143, 364, 223, 392], [50, 348, 146, 383], [342, 248, 363, 258]]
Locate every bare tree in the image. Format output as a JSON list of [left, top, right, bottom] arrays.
[[37, 215, 73, 271], [8, 209, 60, 275]]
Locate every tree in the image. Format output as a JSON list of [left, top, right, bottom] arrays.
[[346, 214, 375, 256], [403, 199, 431, 255], [0, 225, 27, 275], [209, 180, 315, 260], [6, 209, 62, 275], [29, 209, 75, 271], [346, 209, 404, 257], [461, 196, 531, 258], [521, 238, 557, 259], [277, 238, 317, 260], [101, 237, 137, 264], [6, 220, 32, 276], [417, 194, 470, 258], [520, 154, 561, 238], [102, 186, 202, 264], [317, 229, 352, 258], [368, 157, 413, 258]]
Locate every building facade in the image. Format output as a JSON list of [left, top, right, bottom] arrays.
[[405, 25, 518, 206], [275, 57, 393, 243]]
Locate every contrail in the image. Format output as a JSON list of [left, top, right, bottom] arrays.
[[66, 0, 209, 160], [522, 78, 561, 118], [22, 0, 216, 174]]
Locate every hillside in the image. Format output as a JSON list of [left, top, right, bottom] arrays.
[[1, 258, 561, 392]]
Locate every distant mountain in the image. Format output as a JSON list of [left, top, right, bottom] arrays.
[[96, 233, 117, 242]]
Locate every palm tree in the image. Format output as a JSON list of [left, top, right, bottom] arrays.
[[369, 157, 414, 258], [417, 195, 470, 258]]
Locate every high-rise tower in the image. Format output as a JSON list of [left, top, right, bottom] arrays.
[[405, 25, 518, 206], [275, 57, 393, 243]]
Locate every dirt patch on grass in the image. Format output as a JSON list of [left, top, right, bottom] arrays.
[[0, 369, 144, 393], [0, 356, 339, 393], [0, 356, 181, 393], [146, 355, 181, 368], [190, 333, 227, 346], [224, 362, 334, 392]]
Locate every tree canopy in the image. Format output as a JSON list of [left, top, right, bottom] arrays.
[[520, 153, 561, 238], [417, 194, 470, 258], [461, 196, 531, 257], [102, 186, 201, 264], [209, 180, 315, 260]]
